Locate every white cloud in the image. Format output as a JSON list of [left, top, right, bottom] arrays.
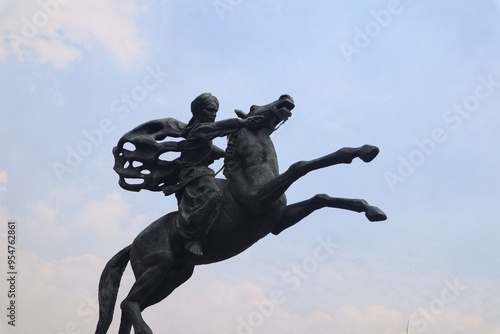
[[139, 278, 500, 334], [317, 304, 403, 334], [17, 191, 145, 258], [0, 206, 10, 241], [130, 278, 403, 334], [0, 171, 7, 192], [0, 250, 105, 333], [1, 202, 497, 334], [30, 199, 69, 243], [412, 309, 500, 334], [74, 191, 142, 240], [1, 250, 498, 334], [1, 0, 148, 68]]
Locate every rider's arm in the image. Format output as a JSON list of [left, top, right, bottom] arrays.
[[189, 117, 258, 141], [212, 145, 226, 160]]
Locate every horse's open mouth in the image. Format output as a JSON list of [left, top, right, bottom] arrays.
[[274, 98, 295, 121], [276, 96, 295, 111]]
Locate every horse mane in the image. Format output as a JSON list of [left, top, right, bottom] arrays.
[[223, 131, 239, 179]]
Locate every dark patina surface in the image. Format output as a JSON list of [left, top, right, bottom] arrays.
[[96, 94, 387, 334]]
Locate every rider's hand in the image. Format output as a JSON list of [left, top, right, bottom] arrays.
[[242, 115, 263, 129]]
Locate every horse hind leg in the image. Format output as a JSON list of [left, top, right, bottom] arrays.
[[118, 312, 132, 334], [119, 251, 172, 334], [272, 194, 387, 235], [119, 265, 194, 333], [304, 194, 386, 222], [140, 265, 194, 311]]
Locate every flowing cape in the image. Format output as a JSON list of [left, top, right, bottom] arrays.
[[112, 117, 187, 192]]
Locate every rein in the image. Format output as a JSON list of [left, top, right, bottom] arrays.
[[214, 165, 224, 177]]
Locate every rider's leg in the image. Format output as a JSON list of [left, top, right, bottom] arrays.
[[178, 175, 222, 256]]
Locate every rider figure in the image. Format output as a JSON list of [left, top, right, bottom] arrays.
[[165, 93, 260, 256]]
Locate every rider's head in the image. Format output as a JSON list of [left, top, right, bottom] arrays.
[[191, 93, 219, 118]]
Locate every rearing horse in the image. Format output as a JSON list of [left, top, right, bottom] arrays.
[[95, 94, 387, 334]]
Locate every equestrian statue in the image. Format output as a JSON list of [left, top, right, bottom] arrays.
[[95, 93, 387, 334]]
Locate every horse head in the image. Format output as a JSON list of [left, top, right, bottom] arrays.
[[235, 94, 295, 132], [223, 95, 295, 181]]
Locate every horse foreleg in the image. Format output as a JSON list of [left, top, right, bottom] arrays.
[[272, 194, 387, 235], [258, 145, 379, 204]]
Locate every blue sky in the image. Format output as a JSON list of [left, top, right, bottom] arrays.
[[1, 1, 500, 333]]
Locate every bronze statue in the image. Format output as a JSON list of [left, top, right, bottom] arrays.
[[96, 94, 387, 334]]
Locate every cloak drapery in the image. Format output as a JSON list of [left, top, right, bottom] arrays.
[[112, 117, 187, 192]]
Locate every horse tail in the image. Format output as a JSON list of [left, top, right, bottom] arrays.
[[95, 245, 131, 334]]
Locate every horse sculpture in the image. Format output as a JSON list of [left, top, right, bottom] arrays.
[[95, 94, 387, 334]]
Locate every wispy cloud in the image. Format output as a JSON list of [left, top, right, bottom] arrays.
[[1, 0, 148, 68]]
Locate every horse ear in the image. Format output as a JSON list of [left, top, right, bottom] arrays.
[[234, 109, 247, 119]]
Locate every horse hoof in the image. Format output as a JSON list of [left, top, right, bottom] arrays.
[[359, 145, 379, 163], [365, 206, 387, 222]]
